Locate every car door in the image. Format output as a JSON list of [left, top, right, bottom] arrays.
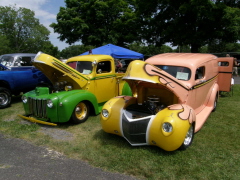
[[189, 65, 209, 112], [94, 60, 117, 103], [217, 57, 233, 92]]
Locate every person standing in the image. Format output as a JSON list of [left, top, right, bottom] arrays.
[[115, 60, 122, 73], [233, 58, 239, 77]]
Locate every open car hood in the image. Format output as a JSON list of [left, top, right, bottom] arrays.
[[33, 52, 89, 89], [123, 60, 190, 103]]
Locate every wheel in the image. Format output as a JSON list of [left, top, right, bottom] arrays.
[[212, 95, 218, 112], [0, 87, 12, 109], [178, 123, 195, 150], [71, 101, 89, 124]]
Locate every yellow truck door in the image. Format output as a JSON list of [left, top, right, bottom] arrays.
[[94, 60, 117, 103]]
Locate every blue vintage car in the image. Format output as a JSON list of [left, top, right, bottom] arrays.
[[0, 53, 50, 108]]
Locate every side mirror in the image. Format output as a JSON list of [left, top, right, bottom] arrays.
[[92, 60, 97, 66]]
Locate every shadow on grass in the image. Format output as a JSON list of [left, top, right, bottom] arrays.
[[220, 92, 233, 97], [92, 129, 177, 156], [11, 95, 22, 104]]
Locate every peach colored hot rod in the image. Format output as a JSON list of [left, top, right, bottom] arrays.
[[100, 53, 233, 151]]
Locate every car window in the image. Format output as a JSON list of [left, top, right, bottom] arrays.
[[218, 61, 229, 66], [119, 59, 133, 72], [195, 66, 205, 80], [0, 56, 14, 67], [67, 61, 93, 75], [96, 61, 111, 74], [21, 56, 32, 66], [156, 65, 191, 81]]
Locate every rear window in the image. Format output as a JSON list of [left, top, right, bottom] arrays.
[[67, 61, 92, 75], [218, 62, 229, 66]]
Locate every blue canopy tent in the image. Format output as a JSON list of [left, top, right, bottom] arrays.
[[80, 44, 144, 59]]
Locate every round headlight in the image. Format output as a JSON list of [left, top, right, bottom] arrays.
[[22, 96, 28, 103], [102, 109, 109, 118], [47, 99, 53, 108], [162, 122, 173, 132]]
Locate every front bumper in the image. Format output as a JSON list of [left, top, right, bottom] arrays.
[[18, 114, 57, 126]]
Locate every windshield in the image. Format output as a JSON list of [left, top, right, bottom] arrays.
[[67, 61, 93, 75], [156, 65, 191, 81], [0, 56, 14, 67]]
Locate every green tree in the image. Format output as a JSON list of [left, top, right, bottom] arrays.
[[136, 0, 240, 53], [41, 41, 60, 58], [199, 45, 209, 53], [128, 43, 173, 56], [208, 41, 240, 53], [50, 0, 139, 47], [0, 5, 51, 53], [0, 34, 11, 54], [60, 44, 95, 59]]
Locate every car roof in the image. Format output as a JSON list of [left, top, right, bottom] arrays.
[[146, 53, 218, 68], [67, 54, 114, 63], [1, 53, 36, 57]]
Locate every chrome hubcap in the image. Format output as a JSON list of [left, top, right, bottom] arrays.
[[75, 103, 87, 120], [183, 125, 193, 146], [0, 93, 8, 105]]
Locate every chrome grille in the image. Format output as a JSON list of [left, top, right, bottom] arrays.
[[122, 113, 151, 144], [28, 97, 47, 119]]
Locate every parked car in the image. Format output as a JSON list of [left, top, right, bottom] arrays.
[[0, 53, 50, 109], [0, 53, 36, 68], [19, 52, 132, 126], [100, 53, 233, 151]]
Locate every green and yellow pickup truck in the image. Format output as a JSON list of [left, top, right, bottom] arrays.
[[19, 52, 131, 126]]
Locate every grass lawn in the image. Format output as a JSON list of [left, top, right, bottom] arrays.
[[0, 85, 240, 180]]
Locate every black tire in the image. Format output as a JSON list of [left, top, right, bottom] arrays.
[[0, 87, 12, 109], [212, 95, 218, 112], [178, 123, 195, 150], [71, 101, 90, 124]]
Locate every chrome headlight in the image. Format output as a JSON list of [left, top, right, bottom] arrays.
[[102, 109, 109, 118], [162, 122, 173, 133], [47, 99, 53, 108], [22, 96, 28, 103]]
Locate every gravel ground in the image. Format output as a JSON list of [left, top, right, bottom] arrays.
[[38, 126, 74, 141], [0, 133, 139, 180]]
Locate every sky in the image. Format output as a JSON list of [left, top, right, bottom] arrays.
[[0, 0, 72, 51]]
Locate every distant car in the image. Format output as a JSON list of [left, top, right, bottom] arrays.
[[0, 53, 50, 109], [101, 53, 233, 151], [0, 53, 36, 68]]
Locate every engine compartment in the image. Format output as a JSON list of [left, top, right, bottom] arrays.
[[124, 82, 178, 118]]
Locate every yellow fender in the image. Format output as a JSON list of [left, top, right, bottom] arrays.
[[148, 104, 196, 151]]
